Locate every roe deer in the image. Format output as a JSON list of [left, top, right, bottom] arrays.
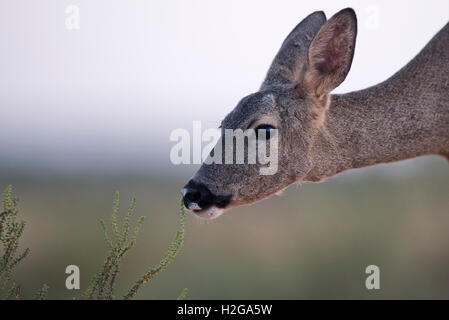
[[182, 8, 449, 219]]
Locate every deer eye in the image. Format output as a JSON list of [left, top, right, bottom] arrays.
[[255, 124, 276, 140]]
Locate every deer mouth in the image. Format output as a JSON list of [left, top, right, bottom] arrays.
[[181, 179, 232, 219], [183, 197, 232, 220], [191, 206, 226, 219]]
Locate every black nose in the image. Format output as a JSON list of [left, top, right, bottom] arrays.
[[181, 180, 231, 211]]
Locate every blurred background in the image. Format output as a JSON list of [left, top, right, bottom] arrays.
[[0, 0, 448, 299]]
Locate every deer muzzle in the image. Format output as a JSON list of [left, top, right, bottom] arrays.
[[181, 179, 232, 219]]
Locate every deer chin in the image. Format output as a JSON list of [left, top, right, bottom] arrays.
[[191, 206, 225, 220]]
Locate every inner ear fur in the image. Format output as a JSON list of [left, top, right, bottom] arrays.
[[304, 8, 357, 97]]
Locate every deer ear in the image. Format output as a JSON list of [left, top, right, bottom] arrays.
[[304, 8, 357, 97], [261, 11, 327, 89]]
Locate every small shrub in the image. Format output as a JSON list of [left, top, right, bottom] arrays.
[[0, 185, 47, 299], [0, 186, 187, 300], [84, 192, 186, 300]]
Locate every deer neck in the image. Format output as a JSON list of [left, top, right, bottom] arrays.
[[305, 81, 449, 182], [305, 90, 434, 182]]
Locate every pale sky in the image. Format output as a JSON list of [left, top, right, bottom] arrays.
[[0, 0, 447, 172]]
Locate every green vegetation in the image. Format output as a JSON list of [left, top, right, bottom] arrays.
[[0, 186, 186, 300], [123, 197, 186, 300], [0, 185, 40, 299], [177, 287, 188, 300], [84, 193, 186, 300]]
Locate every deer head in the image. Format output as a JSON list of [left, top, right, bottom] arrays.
[[182, 8, 358, 218]]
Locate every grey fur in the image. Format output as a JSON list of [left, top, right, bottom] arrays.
[[189, 8, 449, 212]]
